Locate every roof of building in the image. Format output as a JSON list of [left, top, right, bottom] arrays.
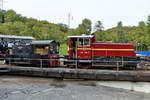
[[0, 35, 35, 40]]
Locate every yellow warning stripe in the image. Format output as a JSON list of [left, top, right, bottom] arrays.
[[77, 48, 91, 50], [69, 48, 134, 51], [92, 49, 134, 51]]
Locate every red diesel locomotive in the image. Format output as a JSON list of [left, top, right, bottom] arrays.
[[65, 34, 137, 69]]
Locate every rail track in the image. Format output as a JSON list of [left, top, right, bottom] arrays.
[[0, 64, 150, 82]]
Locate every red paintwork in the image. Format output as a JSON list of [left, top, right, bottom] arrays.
[[50, 56, 56, 66], [77, 39, 92, 59], [68, 34, 136, 59], [68, 38, 72, 59], [92, 42, 136, 57]]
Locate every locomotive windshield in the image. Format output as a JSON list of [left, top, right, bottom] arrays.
[[78, 38, 90, 46], [34, 45, 49, 55], [78, 38, 83, 46], [32, 40, 59, 56]]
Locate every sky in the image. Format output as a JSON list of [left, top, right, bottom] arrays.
[[1, 0, 150, 29]]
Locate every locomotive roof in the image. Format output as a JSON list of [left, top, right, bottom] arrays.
[[31, 40, 56, 45], [0, 34, 34, 40], [68, 34, 94, 38]]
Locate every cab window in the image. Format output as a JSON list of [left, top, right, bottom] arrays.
[[78, 38, 90, 47], [34, 45, 49, 55], [78, 38, 83, 46], [84, 38, 90, 46]]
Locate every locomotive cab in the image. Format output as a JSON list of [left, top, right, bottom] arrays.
[[31, 40, 60, 66], [68, 34, 94, 60], [66, 34, 95, 67]]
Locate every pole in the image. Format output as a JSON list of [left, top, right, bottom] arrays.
[[2, 0, 4, 11], [136, 41, 137, 51], [0, 0, 3, 10], [76, 59, 77, 69], [117, 61, 119, 72], [68, 13, 70, 35], [40, 59, 42, 68], [0, 0, 4, 23], [9, 57, 10, 66]]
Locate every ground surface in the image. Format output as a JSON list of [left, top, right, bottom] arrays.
[[0, 76, 149, 100]]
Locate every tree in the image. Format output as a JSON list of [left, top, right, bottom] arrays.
[[117, 21, 122, 28], [58, 23, 68, 33], [146, 15, 150, 37], [115, 21, 127, 43], [139, 21, 146, 29], [147, 15, 150, 26], [94, 21, 104, 32], [94, 21, 106, 41], [4, 10, 19, 22], [77, 18, 92, 35], [0, 10, 5, 23]]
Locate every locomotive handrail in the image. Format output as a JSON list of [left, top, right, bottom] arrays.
[[4, 57, 138, 70], [4, 57, 138, 63]]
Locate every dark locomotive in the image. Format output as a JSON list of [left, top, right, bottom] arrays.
[[0, 38, 8, 58], [0, 35, 34, 58], [6, 40, 60, 66], [3, 33, 137, 69]]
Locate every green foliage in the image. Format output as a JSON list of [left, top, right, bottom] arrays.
[[76, 18, 92, 35], [0, 10, 5, 23], [116, 21, 128, 43], [1, 9, 150, 52], [59, 43, 68, 56], [94, 19, 150, 51], [0, 10, 68, 43], [5, 10, 21, 23], [146, 15, 150, 45], [94, 21, 104, 32]]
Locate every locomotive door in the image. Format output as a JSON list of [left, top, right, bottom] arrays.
[[71, 38, 77, 59], [77, 38, 91, 59]]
